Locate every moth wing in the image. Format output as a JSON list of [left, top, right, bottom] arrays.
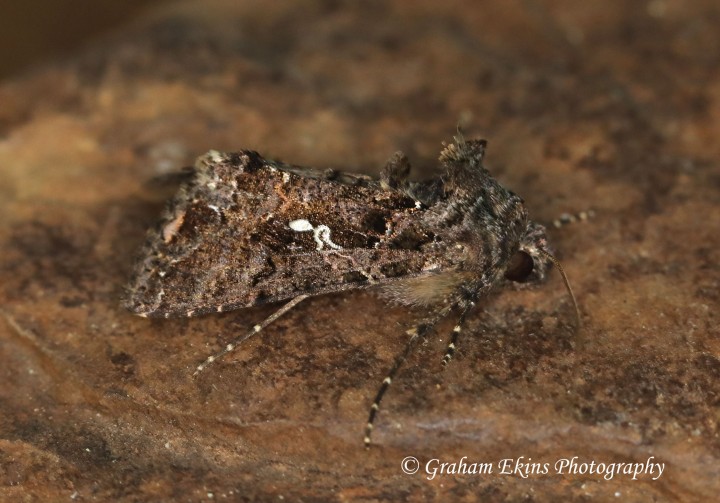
[[126, 151, 441, 317]]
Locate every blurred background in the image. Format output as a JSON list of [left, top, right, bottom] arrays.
[[0, 0, 173, 81]]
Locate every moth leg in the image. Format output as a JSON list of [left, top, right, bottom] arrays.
[[364, 313, 446, 448], [441, 302, 474, 367], [551, 209, 595, 229], [192, 294, 309, 377]]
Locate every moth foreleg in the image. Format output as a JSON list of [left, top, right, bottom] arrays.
[[551, 209, 595, 229], [192, 294, 309, 377]]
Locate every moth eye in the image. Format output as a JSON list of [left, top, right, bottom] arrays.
[[504, 250, 534, 283]]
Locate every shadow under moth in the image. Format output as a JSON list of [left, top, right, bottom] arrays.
[[125, 137, 580, 446]]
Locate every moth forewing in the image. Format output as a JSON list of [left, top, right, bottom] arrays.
[[126, 150, 440, 318]]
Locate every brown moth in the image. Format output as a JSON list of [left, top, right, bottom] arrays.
[[125, 137, 579, 446]]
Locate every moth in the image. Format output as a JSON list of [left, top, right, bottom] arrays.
[[125, 137, 579, 446]]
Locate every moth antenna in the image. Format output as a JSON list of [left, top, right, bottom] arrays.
[[441, 302, 475, 366], [364, 312, 447, 448], [537, 249, 581, 330], [192, 294, 309, 377]]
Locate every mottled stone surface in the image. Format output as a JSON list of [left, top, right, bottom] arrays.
[[1, 1, 718, 501]]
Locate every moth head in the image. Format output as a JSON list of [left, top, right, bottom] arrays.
[[504, 221, 551, 285], [505, 221, 581, 329]]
